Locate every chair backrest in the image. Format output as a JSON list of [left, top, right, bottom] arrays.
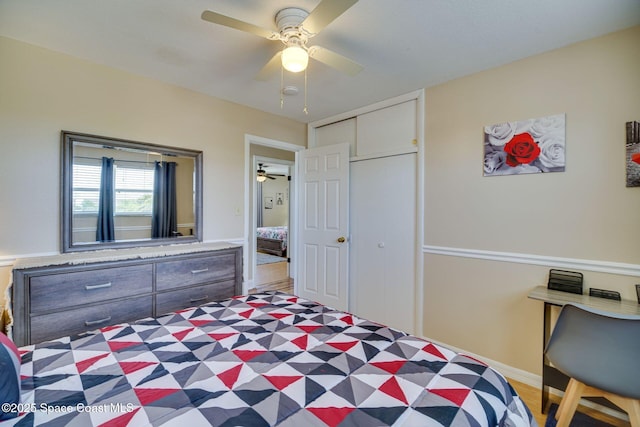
[[545, 303, 640, 399]]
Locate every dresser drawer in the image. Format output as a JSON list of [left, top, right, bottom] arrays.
[[156, 253, 236, 291], [30, 295, 152, 344], [155, 280, 236, 315], [30, 264, 153, 313]]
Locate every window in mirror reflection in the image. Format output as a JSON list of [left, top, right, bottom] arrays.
[[71, 142, 195, 244], [73, 162, 154, 214]]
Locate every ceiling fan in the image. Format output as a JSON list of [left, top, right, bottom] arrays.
[[257, 163, 277, 182], [201, 0, 363, 80]]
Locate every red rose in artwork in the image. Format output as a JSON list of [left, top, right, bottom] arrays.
[[503, 133, 540, 167]]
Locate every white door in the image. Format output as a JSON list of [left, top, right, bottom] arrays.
[[296, 143, 350, 311]]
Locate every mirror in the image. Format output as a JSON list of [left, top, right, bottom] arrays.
[[61, 131, 203, 253]]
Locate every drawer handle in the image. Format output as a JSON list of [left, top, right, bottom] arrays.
[[191, 268, 209, 274], [85, 282, 112, 290], [189, 295, 208, 303], [85, 316, 112, 326]]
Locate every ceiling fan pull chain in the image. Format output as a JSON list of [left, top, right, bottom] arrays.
[[303, 67, 309, 115], [280, 65, 285, 109]]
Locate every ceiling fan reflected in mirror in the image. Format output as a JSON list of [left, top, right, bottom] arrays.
[[201, 0, 363, 80], [256, 163, 277, 182]]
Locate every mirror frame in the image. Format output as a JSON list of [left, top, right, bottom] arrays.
[[61, 131, 203, 253]]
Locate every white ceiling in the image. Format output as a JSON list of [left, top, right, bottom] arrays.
[[1, 0, 639, 123]]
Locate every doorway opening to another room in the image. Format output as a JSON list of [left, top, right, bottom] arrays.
[[244, 134, 303, 296], [253, 157, 292, 293]]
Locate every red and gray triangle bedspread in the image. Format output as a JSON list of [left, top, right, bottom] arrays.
[[5, 293, 536, 426]]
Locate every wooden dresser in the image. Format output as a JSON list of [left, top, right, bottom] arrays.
[[11, 244, 242, 346]]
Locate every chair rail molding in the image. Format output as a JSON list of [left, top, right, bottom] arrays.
[[423, 245, 640, 277], [0, 252, 59, 268]]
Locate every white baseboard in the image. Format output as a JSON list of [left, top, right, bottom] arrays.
[[243, 279, 254, 295], [420, 334, 540, 387]]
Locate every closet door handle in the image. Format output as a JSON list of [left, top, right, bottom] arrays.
[[337, 236, 346, 243]]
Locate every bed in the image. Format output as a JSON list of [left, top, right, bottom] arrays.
[[257, 226, 287, 257], [1, 292, 535, 426]]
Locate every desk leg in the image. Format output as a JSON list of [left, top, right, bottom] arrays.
[[542, 302, 552, 414]]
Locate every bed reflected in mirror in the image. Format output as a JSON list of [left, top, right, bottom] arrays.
[[61, 131, 203, 253]]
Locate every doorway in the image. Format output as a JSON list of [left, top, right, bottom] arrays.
[[253, 157, 292, 293], [243, 134, 304, 295]]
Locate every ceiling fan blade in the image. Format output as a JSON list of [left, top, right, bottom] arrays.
[[201, 10, 280, 40], [308, 46, 363, 76], [266, 175, 277, 180], [255, 51, 282, 81], [302, 0, 358, 34]]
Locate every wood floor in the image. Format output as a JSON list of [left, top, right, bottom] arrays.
[[508, 378, 629, 426], [250, 258, 293, 294], [248, 261, 628, 426]]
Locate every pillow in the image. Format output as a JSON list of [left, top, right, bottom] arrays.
[[0, 333, 20, 421]]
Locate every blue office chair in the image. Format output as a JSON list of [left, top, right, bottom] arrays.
[[544, 303, 640, 427]]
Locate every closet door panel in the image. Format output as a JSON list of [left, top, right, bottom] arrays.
[[356, 100, 417, 156], [350, 159, 386, 322], [381, 154, 416, 333], [315, 118, 356, 157], [350, 154, 416, 333]]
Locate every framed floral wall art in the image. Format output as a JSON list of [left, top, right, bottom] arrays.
[[483, 114, 566, 176], [626, 121, 640, 187]]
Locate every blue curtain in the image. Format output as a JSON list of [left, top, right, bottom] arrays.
[[152, 161, 178, 238], [96, 157, 115, 242], [256, 182, 264, 228]]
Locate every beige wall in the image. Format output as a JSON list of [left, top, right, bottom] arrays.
[[0, 36, 306, 306], [423, 26, 640, 375], [262, 175, 290, 227]]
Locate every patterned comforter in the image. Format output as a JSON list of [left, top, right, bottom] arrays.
[[4, 293, 535, 426], [257, 226, 288, 250]]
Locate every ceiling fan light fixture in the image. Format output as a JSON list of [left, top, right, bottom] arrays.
[[257, 174, 267, 182], [281, 45, 308, 72]]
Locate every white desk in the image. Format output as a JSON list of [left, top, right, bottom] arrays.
[[528, 286, 640, 413]]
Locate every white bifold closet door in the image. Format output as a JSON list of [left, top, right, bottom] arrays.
[[349, 153, 417, 333]]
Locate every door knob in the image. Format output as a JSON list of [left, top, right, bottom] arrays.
[[337, 236, 346, 243]]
